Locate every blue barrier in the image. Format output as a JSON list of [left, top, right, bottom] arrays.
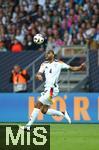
[[0, 93, 99, 123]]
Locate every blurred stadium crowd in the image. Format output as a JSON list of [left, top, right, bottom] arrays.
[[0, 0, 98, 52]]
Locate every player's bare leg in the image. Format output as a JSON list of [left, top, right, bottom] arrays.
[[20, 101, 71, 131], [41, 105, 71, 124], [20, 101, 43, 131]]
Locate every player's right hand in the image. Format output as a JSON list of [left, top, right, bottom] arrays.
[[36, 74, 43, 81]]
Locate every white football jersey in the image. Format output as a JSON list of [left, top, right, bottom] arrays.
[[38, 60, 70, 92]]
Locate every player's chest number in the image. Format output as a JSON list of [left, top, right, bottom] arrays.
[[49, 68, 52, 73]]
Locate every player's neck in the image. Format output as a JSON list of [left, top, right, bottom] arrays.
[[49, 59, 54, 63]]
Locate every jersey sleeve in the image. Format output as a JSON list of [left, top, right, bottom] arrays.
[[60, 61, 70, 70], [38, 63, 45, 73]]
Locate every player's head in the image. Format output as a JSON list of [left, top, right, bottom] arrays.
[[45, 50, 55, 61]]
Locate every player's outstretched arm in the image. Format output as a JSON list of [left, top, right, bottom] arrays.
[[35, 72, 43, 81], [69, 63, 86, 71]]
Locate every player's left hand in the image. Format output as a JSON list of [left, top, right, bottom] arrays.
[[80, 63, 86, 70]]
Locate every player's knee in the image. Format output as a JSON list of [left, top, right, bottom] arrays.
[[41, 108, 46, 114], [41, 107, 48, 114], [35, 102, 43, 109]]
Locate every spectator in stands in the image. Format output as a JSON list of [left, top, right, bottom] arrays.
[[10, 38, 24, 53], [0, 0, 98, 52], [25, 34, 34, 50], [46, 36, 56, 52], [10, 65, 30, 93], [15, 28, 25, 45], [77, 28, 85, 45], [0, 39, 7, 52], [64, 31, 72, 46]]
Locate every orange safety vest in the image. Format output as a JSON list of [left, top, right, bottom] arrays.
[[12, 70, 27, 84]]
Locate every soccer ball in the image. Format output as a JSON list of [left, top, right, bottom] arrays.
[[83, 28, 95, 39], [33, 34, 44, 44]]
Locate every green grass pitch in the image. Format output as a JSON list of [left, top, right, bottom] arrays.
[[0, 123, 99, 150], [51, 124, 99, 150]]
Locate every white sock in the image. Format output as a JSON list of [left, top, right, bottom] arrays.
[[46, 109, 64, 117], [26, 108, 40, 126]]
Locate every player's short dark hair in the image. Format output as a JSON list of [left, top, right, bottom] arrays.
[[47, 50, 55, 55]]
